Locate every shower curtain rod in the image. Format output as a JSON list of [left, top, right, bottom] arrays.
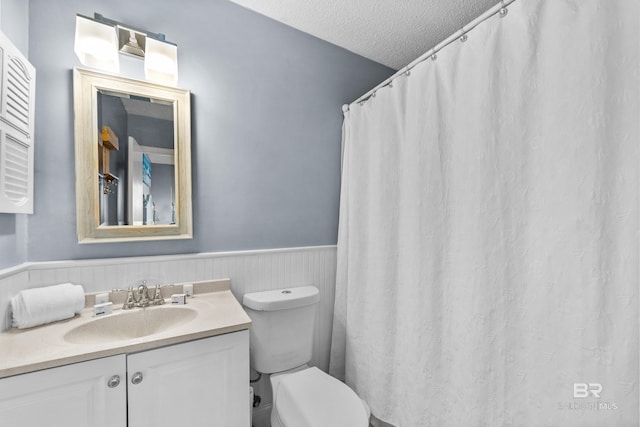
[[344, 0, 517, 111]]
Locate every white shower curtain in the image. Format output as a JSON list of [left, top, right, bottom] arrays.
[[330, 1, 638, 426]]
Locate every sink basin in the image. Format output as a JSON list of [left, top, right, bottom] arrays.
[[64, 306, 198, 344]]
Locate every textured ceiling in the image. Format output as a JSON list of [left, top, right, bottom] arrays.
[[227, 0, 498, 70]]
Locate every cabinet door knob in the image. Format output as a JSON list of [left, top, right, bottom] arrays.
[[107, 375, 121, 388], [131, 372, 144, 385]]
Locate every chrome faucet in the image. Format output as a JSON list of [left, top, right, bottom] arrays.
[[122, 281, 165, 309], [137, 284, 151, 307]]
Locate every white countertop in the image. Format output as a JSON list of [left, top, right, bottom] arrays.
[[0, 279, 251, 379]]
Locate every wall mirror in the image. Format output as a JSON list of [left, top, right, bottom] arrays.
[[73, 68, 192, 243]]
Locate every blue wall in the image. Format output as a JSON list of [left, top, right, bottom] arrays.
[[1, 0, 28, 54], [24, 0, 392, 262]]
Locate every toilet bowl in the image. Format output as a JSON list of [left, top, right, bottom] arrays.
[[270, 366, 369, 427], [242, 286, 369, 427]]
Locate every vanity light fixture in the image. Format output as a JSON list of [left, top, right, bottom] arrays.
[[74, 14, 119, 72], [144, 37, 178, 86], [74, 13, 178, 86]]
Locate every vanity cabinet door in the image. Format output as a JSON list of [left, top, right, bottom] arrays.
[[127, 330, 249, 427], [0, 355, 127, 427]]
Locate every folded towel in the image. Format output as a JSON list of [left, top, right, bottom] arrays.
[[11, 283, 85, 329]]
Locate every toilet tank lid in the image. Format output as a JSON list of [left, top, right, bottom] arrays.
[[243, 286, 319, 311]]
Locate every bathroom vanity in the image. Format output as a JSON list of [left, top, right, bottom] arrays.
[[0, 279, 252, 427]]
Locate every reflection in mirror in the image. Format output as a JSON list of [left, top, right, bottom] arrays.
[[97, 91, 175, 226], [74, 68, 192, 243]]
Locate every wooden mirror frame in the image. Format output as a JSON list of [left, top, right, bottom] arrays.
[[73, 68, 192, 243]]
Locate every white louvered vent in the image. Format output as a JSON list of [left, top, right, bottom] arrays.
[[0, 47, 4, 107], [3, 135, 29, 204], [6, 58, 31, 131], [0, 31, 35, 214]]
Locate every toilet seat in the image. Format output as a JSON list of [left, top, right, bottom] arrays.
[[271, 367, 369, 427]]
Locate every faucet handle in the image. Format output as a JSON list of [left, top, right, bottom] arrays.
[[152, 285, 165, 305], [123, 287, 138, 310]]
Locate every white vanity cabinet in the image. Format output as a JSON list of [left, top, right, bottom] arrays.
[[0, 354, 127, 426], [0, 330, 249, 427]]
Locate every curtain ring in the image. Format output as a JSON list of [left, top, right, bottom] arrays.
[[430, 53, 438, 61], [459, 28, 468, 43], [499, 1, 508, 17]]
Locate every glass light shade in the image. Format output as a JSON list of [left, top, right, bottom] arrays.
[[144, 37, 178, 86], [74, 15, 119, 72]]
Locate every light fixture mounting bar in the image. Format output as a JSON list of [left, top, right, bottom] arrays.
[[91, 13, 174, 45]]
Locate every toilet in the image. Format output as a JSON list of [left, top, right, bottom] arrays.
[[243, 286, 369, 427]]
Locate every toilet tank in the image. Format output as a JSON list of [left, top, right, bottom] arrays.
[[243, 286, 319, 374]]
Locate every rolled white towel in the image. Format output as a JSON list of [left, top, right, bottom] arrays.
[[11, 283, 85, 329]]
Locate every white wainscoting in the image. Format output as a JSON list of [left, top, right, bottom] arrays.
[[0, 246, 337, 375]]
